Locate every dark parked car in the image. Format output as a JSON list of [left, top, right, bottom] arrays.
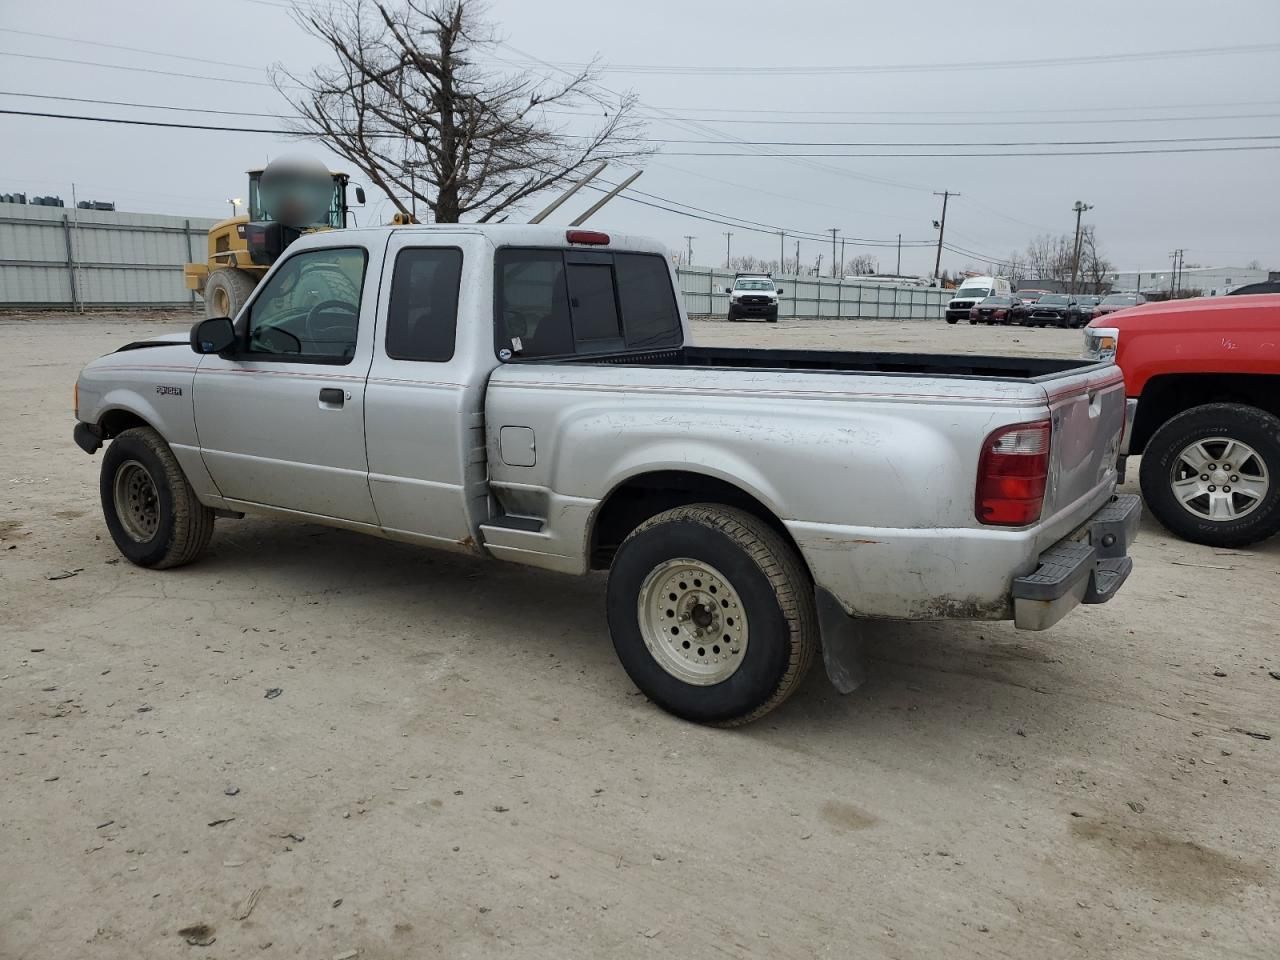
[[968, 295, 1018, 325], [1227, 281, 1280, 296], [1021, 293, 1075, 327], [1066, 295, 1103, 328], [1094, 293, 1147, 317]]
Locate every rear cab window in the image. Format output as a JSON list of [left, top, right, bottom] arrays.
[[385, 247, 464, 362], [495, 247, 683, 359]]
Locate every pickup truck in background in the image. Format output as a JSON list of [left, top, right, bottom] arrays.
[[72, 224, 1138, 726], [725, 273, 782, 322], [1086, 294, 1280, 547]]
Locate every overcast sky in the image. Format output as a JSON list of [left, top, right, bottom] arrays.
[[3, 0, 1279, 275]]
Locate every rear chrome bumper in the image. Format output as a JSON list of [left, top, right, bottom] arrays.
[[1011, 493, 1141, 630]]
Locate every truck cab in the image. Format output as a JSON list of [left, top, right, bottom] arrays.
[[1087, 294, 1280, 546]]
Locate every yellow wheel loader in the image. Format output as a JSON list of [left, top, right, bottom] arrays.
[[184, 168, 365, 319]]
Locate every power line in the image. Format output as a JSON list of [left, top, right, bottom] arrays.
[[651, 145, 1280, 158], [0, 27, 264, 71], [0, 51, 281, 88], [489, 42, 1280, 77], [0, 108, 295, 134], [618, 98, 1280, 117], [595, 110, 1280, 129], [0, 90, 285, 119], [581, 133, 1280, 148]]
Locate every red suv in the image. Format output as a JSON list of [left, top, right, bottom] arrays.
[[1086, 295, 1280, 546]]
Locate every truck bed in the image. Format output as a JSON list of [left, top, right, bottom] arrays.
[[545, 345, 1097, 382]]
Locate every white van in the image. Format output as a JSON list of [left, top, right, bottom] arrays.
[[945, 275, 1012, 324]]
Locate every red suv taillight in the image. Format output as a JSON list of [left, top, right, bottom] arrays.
[[969, 307, 979, 319], [976, 420, 1052, 526]]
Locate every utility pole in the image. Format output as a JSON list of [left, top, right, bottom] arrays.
[[683, 235, 695, 267], [778, 231, 785, 275], [1176, 249, 1185, 295], [815, 253, 823, 277], [794, 239, 800, 275], [896, 233, 902, 275], [1168, 248, 1185, 298], [1069, 200, 1093, 297], [828, 228, 839, 278], [723, 232, 733, 269], [839, 237, 846, 277], [932, 191, 957, 281]]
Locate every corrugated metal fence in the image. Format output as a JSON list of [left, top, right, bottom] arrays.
[[0, 203, 218, 307], [677, 266, 948, 321], [1, 203, 948, 319]]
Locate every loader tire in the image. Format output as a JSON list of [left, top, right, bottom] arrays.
[[204, 268, 257, 319]]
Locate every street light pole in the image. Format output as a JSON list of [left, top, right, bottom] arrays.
[[932, 190, 957, 281], [226, 197, 242, 218], [1069, 200, 1093, 297]]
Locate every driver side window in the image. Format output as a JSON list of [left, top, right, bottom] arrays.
[[246, 247, 367, 363]]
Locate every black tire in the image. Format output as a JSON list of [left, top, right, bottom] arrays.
[[204, 268, 257, 320], [945, 317, 958, 325], [100, 426, 215, 568], [968, 318, 978, 325], [1139, 403, 1280, 547], [606, 504, 817, 726]]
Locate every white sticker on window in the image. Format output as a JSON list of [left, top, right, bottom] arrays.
[[511, 336, 523, 354]]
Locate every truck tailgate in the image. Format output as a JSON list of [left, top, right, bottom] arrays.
[[1042, 364, 1126, 520]]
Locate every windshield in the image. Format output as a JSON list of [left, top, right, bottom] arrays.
[[1038, 294, 1069, 305], [1101, 294, 1136, 305], [248, 172, 344, 228], [955, 286, 990, 298], [734, 279, 774, 290]]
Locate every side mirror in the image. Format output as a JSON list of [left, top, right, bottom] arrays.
[[191, 316, 236, 355], [354, 185, 366, 205], [775, 288, 785, 295]]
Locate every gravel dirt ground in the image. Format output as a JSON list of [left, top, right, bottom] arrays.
[[2, 312, 1278, 960]]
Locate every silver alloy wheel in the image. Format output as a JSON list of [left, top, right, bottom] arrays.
[[113, 459, 160, 542], [636, 558, 748, 686], [1170, 436, 1270, 522]]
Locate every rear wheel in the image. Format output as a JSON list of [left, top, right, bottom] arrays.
[[606, 504, 817, 726], [101, 427, 215, 568], [204, 268, 257, 319], [1139, 403, 1280, 547]]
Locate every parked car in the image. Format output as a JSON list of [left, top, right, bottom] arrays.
[[1094, 293, 1147, 317], [726, 273, 783, 322], [1016, 289, 1050, 305], [945, 275, 1013, 323], [1066, 295, 1103, 328], [71, 224, 1138, 726], [1086, 294, 1280, 546], [1227, 282, 1280, 296], [1022, 293, 1075, 327], [968, 295, 1018, 325]]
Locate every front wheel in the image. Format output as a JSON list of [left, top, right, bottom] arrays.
[[1139, 403, 1280, 547], [101, 426, 215, 567], [945, 317, 958, 325], [606, 504, 817, 726]]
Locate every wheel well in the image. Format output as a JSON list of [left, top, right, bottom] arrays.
[[1130, 374, 1280, 454], [589, 470, 806, 573], [98, 409, 150, 439]]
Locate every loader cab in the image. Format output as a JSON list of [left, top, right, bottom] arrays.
[[245, 168, 355, 230], [242, 169, 364, 267]]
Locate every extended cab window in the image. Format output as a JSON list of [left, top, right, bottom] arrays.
[[246, 247, 366, 362], [495, 248, 682, 358], [386, 247, 463, 362]]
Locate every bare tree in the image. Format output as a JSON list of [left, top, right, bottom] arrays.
[[1078, 226, 1115, 294], [274, 0, 649, 223], [842, 254, 877, 276], [1025, 233, 1075, 281]]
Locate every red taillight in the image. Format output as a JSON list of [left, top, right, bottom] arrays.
[[976, 420, 1051, 526], [566, 229, 609, 245], [969, 307, 979, 319]]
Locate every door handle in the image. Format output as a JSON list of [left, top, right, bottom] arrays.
[[319, 387, 346, 407]]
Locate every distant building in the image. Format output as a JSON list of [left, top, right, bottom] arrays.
[[1107, 266, 1270, 297]]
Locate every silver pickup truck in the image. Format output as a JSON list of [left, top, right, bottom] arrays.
[[73, 224, 1139, 725]]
